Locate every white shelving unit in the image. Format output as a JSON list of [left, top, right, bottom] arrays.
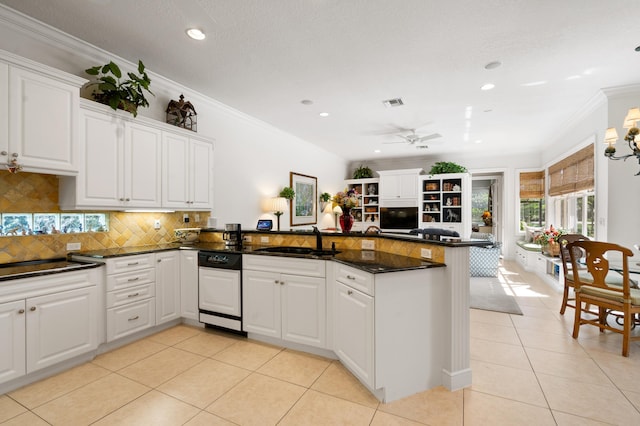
[[419, 173, 471, 239], [344, 178, 380, 231]]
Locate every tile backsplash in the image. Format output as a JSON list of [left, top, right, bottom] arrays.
[[0, 171, 209, 263]]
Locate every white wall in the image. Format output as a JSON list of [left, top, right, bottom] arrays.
[[0, 8, 347, 231]]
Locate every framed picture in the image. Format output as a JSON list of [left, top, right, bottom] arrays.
[[290, 172, 317, 226]]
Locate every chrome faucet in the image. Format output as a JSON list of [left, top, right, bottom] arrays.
[[312, 226, 322, 250]]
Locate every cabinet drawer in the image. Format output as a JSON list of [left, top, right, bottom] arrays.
[[106, 298, 155, 342], [106, 283, 154, 308], [335, 264, 374, 296], [106, 268, 155, 291], [244, 254, 325, 277], [106, 254, 155, 275]]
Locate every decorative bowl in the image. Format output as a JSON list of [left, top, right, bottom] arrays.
[[174, 227, 200, 243]]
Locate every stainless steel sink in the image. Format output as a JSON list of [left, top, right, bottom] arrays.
[[253, 246, 340, 256]]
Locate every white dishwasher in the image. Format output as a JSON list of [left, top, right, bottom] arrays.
[[198, 251, 245, 335]]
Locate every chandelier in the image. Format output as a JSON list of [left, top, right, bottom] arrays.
[[604, 107, 640, 175]]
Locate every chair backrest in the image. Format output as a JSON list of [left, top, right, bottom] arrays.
[[557, 234, 588, 277], [567, 240, 634, 296]]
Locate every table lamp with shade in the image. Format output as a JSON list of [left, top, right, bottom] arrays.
[[271, 197, 288, 231]]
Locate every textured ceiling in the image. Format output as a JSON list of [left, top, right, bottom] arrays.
[[2, 0, 640, 161]]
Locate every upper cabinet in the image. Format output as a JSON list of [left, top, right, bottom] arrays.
[[60, 100, 213, 211], [162, 132, 213, 210], [378, 168, 423, 207], [1, 50, 85, 175]]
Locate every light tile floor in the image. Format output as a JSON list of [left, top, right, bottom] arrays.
[[2, 259, 640, 425]]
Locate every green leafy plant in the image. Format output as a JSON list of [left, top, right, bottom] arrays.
[[85, 60, 154, 117], [319, 192, 332, 202], [279, 187, 295, 200], [429, 161, 467, 174], [353, 165, 373, 179]]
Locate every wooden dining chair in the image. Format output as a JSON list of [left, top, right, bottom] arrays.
[[558, 234, 588, 315], [568, 240, 640, 357]]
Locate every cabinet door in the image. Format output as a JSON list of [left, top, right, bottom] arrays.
[[399, 173, 419, 198], [8, 67, 79, 174], [281, 274, 326, 348], [242, 270, 281, 338], [26, 286, 98, 373], [0, 300, 26, 384], [77, 108, 123, 206], [180, 250, 199, 320], [198, 268, 241, 317], [162, 131, 190, 208], [156, 251, 181, 324], [124, 122, 162, 208], [190, 138, 213, 209], [334, 282, 374, 389]]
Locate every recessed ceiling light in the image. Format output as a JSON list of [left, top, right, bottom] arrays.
[[319, 112, 329, 117], [300, 99, 313, 105], [374, 149, 381, 153], [480, 83, 495, 91], [186, 28, 206, 40], [484, 61, 502, 70], [475, 139, 483, 144]]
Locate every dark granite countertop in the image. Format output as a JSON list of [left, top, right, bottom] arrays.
[[0, 258, 103, 282]]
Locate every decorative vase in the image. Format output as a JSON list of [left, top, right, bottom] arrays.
[[339, 208, 354, 232], [483, 217, 492, 226]]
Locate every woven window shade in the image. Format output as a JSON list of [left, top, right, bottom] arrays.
[[519, 171, 545, 198], [548, 144, 594, 196]]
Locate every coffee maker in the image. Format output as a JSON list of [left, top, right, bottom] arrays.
[[223, 223, 242, 248]]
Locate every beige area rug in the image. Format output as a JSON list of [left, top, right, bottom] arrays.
[[470, 271, 523, 315]]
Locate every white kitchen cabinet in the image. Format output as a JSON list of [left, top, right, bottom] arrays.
[[333, 263, 447, 402], [334, 281, 374, 388], [162, 131, 213, 210], [59, 101, 162, 209], [0, 300, 26, 383], [101, 253, 156, 342], [0, 268, 100, 386], [156, 251, 181, 325], [0, 50, 85, 175], [378, 168, 423, 207], [243, 255, 326, 348], [180, 250, 198, 320]]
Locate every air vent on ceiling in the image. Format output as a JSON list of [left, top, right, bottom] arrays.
[[382, 98, 404, 108]]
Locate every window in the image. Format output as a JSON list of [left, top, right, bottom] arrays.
[[471, 186, 490, 223], [519, 171, 545, 229], [550, 192, 595, 238]]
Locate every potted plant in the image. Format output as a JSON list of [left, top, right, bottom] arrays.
[[85, 60, 154, 117], [319, 192, 331, 211], [428, 161, 467, 174], [279, 187, 295, 200], [353, 165, 373, 179]]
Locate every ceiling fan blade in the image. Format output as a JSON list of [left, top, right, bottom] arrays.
[[418, 133, 442, 142], [382, 140, 411, 144]]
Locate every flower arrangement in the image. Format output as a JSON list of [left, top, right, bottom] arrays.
[[482, 210, 492, 225], [332, 188, 359, 209], [534, 225, 565, 246]]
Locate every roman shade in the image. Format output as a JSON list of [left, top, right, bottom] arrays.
[[548, 144, 594, 196], [519, 171, 545, 199]]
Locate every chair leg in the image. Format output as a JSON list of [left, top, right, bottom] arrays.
[[572, 296, 582, 339], [560, 284, 569, 315], [599, 307, 606, 332], [622, 306, 631, 357]]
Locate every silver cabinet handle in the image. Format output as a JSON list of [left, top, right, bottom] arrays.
[[128, 315, 139, 321], [127, 277, 139, 282], [0, 151, 6, 155], [128, 262, 139, 266], [128, 292, 140, 298], [18, 309, 25, 314], [347, 290, 353, 295], [30, 306, 36, 311], [346, 275, 356, 280]]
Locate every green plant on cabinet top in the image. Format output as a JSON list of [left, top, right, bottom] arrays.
[[353, 165, 373, 179], [428, 161, 467, 174], [85, 60, 154, 117]]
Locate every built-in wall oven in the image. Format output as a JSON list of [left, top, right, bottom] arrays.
[[198, 250, 245, 335]]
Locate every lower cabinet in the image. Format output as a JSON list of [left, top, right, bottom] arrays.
[[243, 255, 326, 348], [0, 270, 99, 385], [156, 251, 181, 325], [180, 250, 198, 320]]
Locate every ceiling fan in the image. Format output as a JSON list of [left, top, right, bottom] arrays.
[[383, 128, 442, 145]]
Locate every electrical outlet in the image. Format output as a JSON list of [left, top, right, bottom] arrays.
[[361, 239, 375, 250], [261, 236, 269, 243], [183, 213, 189, 223], [421, 248, 432, 259], [195, 214, 200, 222], [154, 220, 161, 230], [66, 242, 81, 251]]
